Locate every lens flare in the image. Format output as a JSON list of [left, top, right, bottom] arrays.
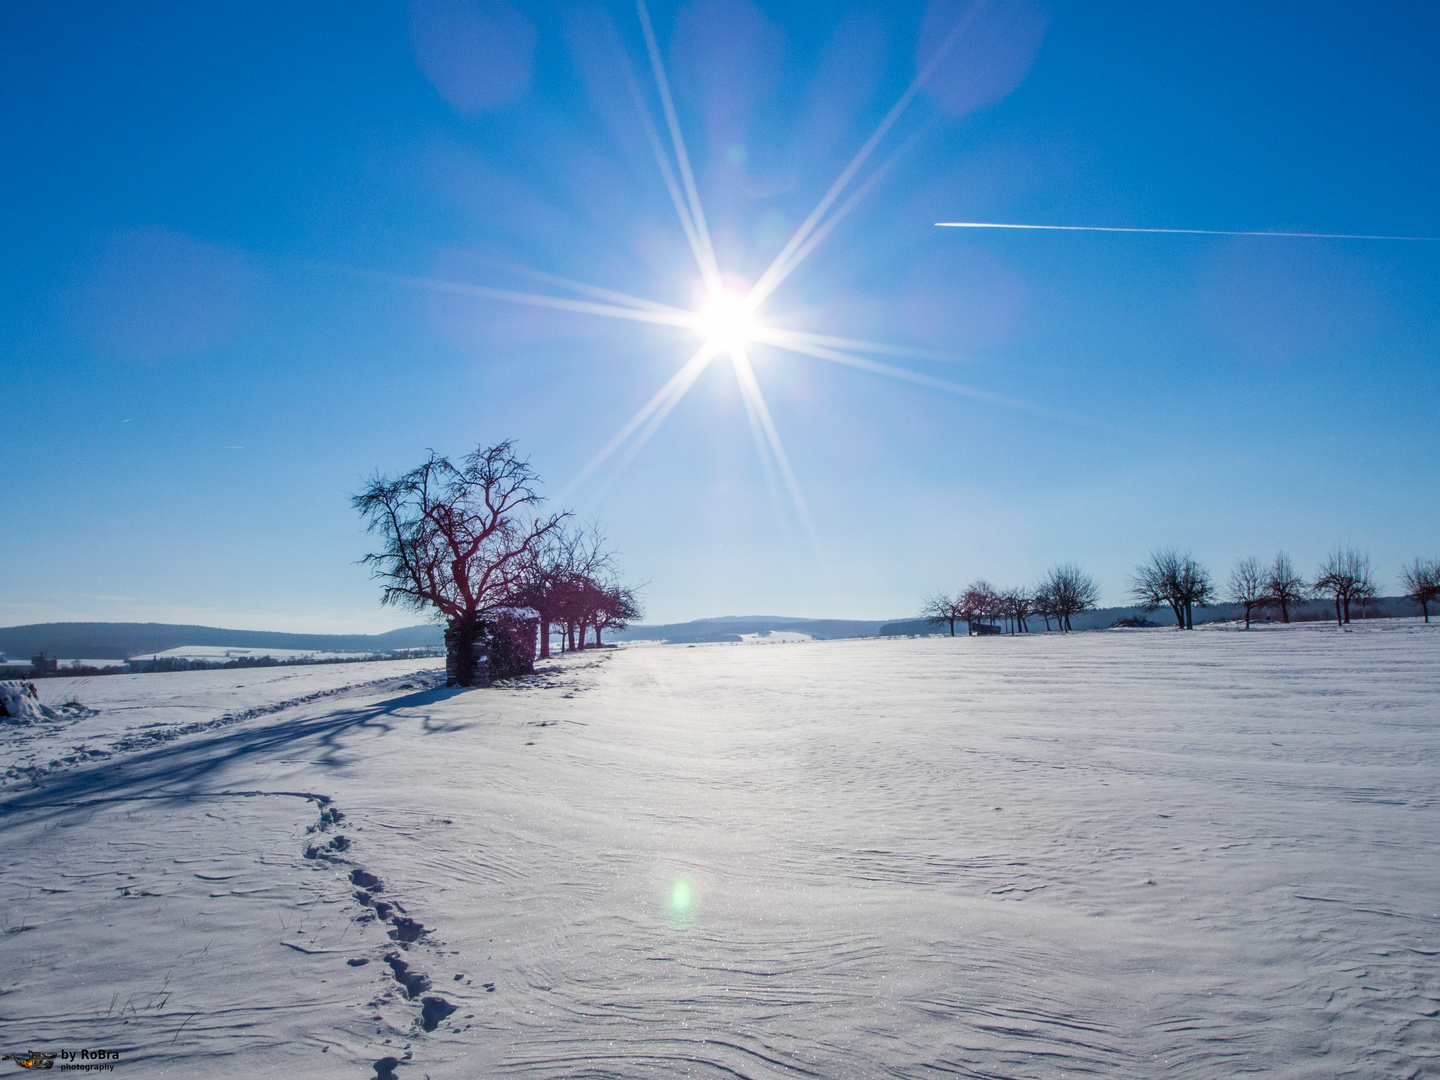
[[666, 877, 696, 930], [670, 879, 692, 912]]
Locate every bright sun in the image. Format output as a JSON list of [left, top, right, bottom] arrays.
[[697, 287, 759, 351], [420, 0, 973, 529]]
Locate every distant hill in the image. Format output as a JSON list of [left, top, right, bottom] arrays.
[[609, 615, 891, 644], [879, 595, 1422, 635], [0, 622, 444, 661]]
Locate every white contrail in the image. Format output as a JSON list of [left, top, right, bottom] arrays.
[[937, 222, 1440, 241]]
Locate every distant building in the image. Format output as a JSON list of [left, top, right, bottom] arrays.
[[31, 653, 59, 675]]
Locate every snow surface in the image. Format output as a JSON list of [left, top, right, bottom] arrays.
[[1, 625, 1437, 1078]]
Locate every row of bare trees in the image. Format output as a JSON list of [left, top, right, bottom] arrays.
[[923, 564, 1102, 636], [1142, 546, 1438, 630], [928, 547, 1438, 639], [352, 440, 643, 685], [511, 524, 642, 657]]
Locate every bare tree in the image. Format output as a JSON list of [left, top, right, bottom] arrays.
[[572, 575, 611, 649], [1003, 587, 1033, 634], [1261, 551, 1307, 624], [1130, 549, 1184, 628], [1131, 549, 1212, 630], [1039, 564, 1100, 633], [596, 584, 643, 645], [1032, 580, 1056, 631], [1352, 572, 1378, 620], [1176, 555, 1214, 629], [512, 522, 614, 657], [1314, 546, 1372, 626], [1400, 557, 1440, 623], [921, 591, 965, 637], [353, 441, 566, 686], [960, 581, 1000, 635], [1228, 556, 1266, 630]]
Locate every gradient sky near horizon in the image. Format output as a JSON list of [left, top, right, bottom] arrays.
[[4, 0, 1438, 633]]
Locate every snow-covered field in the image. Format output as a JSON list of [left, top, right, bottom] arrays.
[[2, 624, 1437, 1078]]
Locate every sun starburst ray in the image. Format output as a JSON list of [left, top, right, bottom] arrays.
[[340, 267, 698, 329], [579, 347, 719, 509], [616, 42, 716, 288], [636, 0, 721, 289], [748, 0, 985, 308], [755, 119, 936, 305], [729, 347, 825, 561], [754, 330, 1067, 420], [728, 351, 791, 540], [761, 326, 954, 362], [482, 258, 688, 314], [557, 342, 718, 507]]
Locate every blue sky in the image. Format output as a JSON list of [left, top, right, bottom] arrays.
[[3, 0, 1437, 631]]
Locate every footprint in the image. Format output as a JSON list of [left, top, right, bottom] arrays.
[[373, 1056, 400, 1080], [388, 916, 427, 943], [351, 868, 383, 891], [384, 953, 430, 999], [419, 996, 457, 1032]]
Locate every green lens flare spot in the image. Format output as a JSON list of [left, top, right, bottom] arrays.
[[670, 880, 692, 912]]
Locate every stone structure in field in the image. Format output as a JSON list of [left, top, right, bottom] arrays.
[[444, 607, 540, 688]]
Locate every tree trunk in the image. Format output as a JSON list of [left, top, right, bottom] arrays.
[[1334, 597, 1342, 626], [1185, 601, 1194, 630], [1244, 603, 1251, 630], [1342, 595, 1351, 624], [1169, 601, 1184, 628], [596, 626, 603, 646], [1042, 614, 1051, 631], [538, 611, 551, 659], [1280, 598, 1290, 624], [948, 619, 956, 637]]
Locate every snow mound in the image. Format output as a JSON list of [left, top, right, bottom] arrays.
[[0, 680, 52, 724]]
